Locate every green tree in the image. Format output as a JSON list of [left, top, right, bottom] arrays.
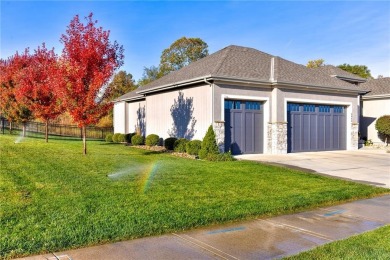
[[138, 65, 162, 87], [107, 70, 137, 101], [159, 37, 208, 76], [199, 125, 219, 159], [375, 115, 390, 146], [307, 59, 325, 68], [337, 64, 372, 79]]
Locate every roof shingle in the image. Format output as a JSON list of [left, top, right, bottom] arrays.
[[116, 45, 367, 101], [360, 77, 390, 96]]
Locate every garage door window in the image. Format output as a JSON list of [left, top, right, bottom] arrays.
[[319, 105, 331, 113], [334, 106, 344, 113], [224, 100, 241, 110], [245, 101, 261, 110]]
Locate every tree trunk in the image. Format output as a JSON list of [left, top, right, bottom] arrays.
[[82, 126, 87, 155], [22, 122, 26, 137], [45, 120, 49, 143], [9, 121, 12, 134]]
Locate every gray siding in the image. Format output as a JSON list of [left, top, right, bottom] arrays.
[[127, 100, 146, 135], [146, 84, 212, 140]]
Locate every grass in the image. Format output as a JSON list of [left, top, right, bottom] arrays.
[[285, 225, 390, 259], [0, 134, 388, 259]]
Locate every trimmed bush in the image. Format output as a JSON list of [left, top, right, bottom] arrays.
[[186, 140, 202, 155], [112, 133, 121, 143], [164, 137, 177, 150], [117, 134, 125, 143], [375, 115, 390, 145], [105, 133, 113, 142], [174, 138, 189, 153], [206, 152, 236, 162], [146, 134, 160, 146], [125, 133, 136, 143], [131, 134, 145, 145], [199, 125, 219, 159]]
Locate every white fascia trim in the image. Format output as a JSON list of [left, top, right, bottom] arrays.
[[137, 75, 212, 94], [284, 98, 353, 150], [221, 94, 270, 154], [362, 94, 390, 100]]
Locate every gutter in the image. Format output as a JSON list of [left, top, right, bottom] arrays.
[[333, 75, 366, 83], [361, 93, 390, 100], [203, 78, 214, 123], [137, 75, 213, 94], [275, 81, 368, 95]]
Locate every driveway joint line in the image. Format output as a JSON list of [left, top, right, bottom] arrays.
[[260, 219, 333, 242], [172, 233, 238, 260]]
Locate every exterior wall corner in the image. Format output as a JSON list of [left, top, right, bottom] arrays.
[[267, 122, 287, 154], [213, 121, 225, 153]]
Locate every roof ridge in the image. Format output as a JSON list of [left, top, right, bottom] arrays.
[[212, 46, 231, 75]]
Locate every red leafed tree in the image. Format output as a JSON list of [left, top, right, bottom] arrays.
[[59, 13, 124, 154], [0, 50, 34, 136], [15, 43, 64, 142]]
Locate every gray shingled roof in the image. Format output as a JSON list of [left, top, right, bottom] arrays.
[[315, 65, 366, 82], [115, 88, 144, 102], [116, 45, 366, 101], [361, 77, 390, 96]]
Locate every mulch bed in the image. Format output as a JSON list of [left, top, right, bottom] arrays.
[[125, 144, 198, 159]]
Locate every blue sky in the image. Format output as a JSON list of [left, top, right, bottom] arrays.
[[1, 1, 389, 80]]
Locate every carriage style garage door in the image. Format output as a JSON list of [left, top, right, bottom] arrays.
[[224, 100, 263, 155], [287, 103, 346, 153]]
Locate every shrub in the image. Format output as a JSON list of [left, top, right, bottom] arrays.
[[105, 133, 113, 142], [125, 133, 136, 143], [186, 140, 202, 155], [117, 134, 125, 143], [146, 134, 160, 146], [199, 125, 219, 159], [375, 115, 390, 145], [365, 139, 373, 146], [174, 138, 189, 153], [131, 134, 145, 145], [112, 133, 121, 143], [164, 137, 177, 150], [206, 151, 236, 161]]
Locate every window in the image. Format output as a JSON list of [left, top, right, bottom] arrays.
[[303, 104, 315, 112], [245, 101, 261, 110], [334, 106, 344, 113], [224, 100, 241, 109], [287, 103, 300, 112], [319, 105, 330, 113]]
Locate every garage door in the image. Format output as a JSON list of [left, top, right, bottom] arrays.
[[224, 100, 263, 154], [287, 103, 346, 153]]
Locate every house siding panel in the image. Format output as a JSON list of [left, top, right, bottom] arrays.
[[127, 101, 146, 135], [113, 102, 126, 133], [361, 98, 390, 145], [146, 84, 212, 140]]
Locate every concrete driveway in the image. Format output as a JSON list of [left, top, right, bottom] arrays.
[[236, 149, 390, 188]]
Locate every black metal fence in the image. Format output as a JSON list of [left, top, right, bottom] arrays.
[[0, 119, 113, 140]]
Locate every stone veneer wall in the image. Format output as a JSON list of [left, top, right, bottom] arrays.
[[351, 123, 359, 150], [213, 121, 225, 153], [267, 122, 287, 154]]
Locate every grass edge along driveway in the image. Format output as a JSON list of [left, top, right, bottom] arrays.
[[0, 134, 388, 259], [285, 225, 390, 259]]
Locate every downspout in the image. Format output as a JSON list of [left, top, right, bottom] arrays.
[[204, 78, 214, 123]]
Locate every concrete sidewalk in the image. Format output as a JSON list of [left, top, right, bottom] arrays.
[[19, 195, 390, 260]]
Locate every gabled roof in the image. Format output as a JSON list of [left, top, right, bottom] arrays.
[[116, 45, 367, 102], [314, 65, 366, 83], [360, 77, 390, 97], [115, 88, 144, 102]]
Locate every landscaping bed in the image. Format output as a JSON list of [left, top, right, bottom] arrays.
[[0, 134, 388, 259]]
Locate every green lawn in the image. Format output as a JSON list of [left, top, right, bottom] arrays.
[[0, 134, 388, 259], [285, 225, 390, 259]]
